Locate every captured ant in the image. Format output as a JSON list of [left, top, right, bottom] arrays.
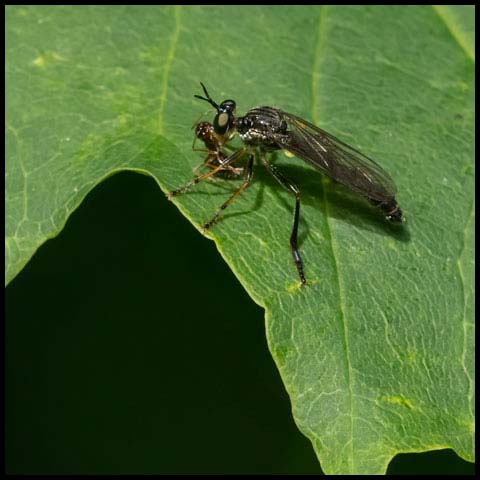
[[169, 83, 404, 287], [193, 121, 243, 179]]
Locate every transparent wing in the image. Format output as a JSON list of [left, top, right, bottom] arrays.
[[273, 112, 397, 201]]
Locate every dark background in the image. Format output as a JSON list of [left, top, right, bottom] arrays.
[[5, 171, 474, 474]]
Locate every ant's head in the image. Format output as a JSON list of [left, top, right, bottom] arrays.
[[194, 82, 236, 137]]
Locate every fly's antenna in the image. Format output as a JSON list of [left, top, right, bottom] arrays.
[[194, 82, 219, 111]]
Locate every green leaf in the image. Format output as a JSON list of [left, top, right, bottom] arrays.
[[6, 5, 474, 474]]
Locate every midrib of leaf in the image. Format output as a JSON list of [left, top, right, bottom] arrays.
[[157, 5, 182, 135], [432, 5, 475, 62], [311, 6, 355, 472]]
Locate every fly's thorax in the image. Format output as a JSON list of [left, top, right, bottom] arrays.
[[236, 107, 287, 148]]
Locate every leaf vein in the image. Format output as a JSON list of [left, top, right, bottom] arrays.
[[432, 5, 474, 63], [157, 5, 182, 135], [312, 5, 355, 472]]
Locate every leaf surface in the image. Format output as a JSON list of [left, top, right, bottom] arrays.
[[5, 5, 474, 474]]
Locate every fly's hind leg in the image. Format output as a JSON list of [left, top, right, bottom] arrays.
[[260, 153, 306, 286]]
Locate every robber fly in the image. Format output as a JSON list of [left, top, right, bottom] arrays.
[[169, 83, 404, 287]]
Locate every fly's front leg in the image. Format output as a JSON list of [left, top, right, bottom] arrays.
[[168, 147, 246, 198], [203, 154, 254, 232], [260, 153, 306, 286], [204, 160, 244, 179]]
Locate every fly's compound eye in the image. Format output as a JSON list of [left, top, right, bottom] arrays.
[[216, 112, 230, 130]]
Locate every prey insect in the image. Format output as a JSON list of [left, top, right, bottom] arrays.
[[169, 83, 404, 287], [193, 121, 243, 179]]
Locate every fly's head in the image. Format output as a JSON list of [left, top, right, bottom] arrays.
[[214, 99, 236, 139], [194, 83, 236, 142]]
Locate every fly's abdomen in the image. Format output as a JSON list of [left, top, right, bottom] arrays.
[[370, 198, 404, 223]]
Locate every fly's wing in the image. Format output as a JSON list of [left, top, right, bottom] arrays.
[[273, 112, 397, 202]]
